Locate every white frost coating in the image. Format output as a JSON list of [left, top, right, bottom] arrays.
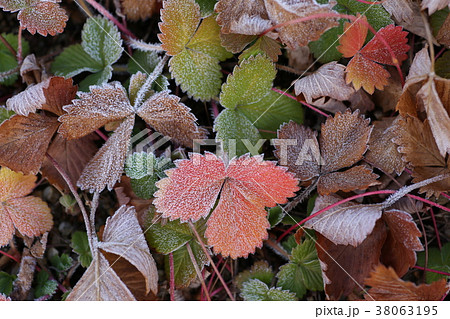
[[98, 206, 159, 295], [305, 195, 383, 247], [405, 47, 431, 84], [228, 14, 273, 35], [294, 62, 355, 103], [6, 78, 50, 116]]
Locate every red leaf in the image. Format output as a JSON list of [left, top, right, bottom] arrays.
[[154, 152, 299, 258], [337, 15, 368, 58]]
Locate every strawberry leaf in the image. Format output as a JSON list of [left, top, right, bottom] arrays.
[[0, 33, 29, 85], [241, 279, 297, 301], [235, 261, 274, 290], [71, 231, 92, 268], [417, 243, 450, 284]]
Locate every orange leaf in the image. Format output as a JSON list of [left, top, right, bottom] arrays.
[[337, 15, 368, 58], [345, 54, 390, 94], [364, 264, 449, 301], [0, 167, 52, 247], [154, 152, 299, 258]]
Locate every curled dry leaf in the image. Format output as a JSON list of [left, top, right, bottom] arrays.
[[153, 152, 299, 258], [6, 78, 50, 116], [304, 195, 383, 247], [381, 210, 423, 277], [393, 115, 450, 197], [365, 117, 405, 175], [264, 0, 338, 49], [0, 167, 53, 247], [67, 206, 158, 300], [315, 220, 387, 300], [59, 80, 207, 192], [364, 264, 450, 300], [275, 110, 379, 195], [421, 0, 450, 15]]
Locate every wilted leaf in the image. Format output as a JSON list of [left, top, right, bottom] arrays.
[[381, 209, 423, 277], [364, 264, 449, 300], [365, 117, 405, 175], [241, 278, 297, 301], [154, 152, 299, 258], [0, 167, 53, 247], [6, 79, 50, 116], [316, 220, 387, 300], [294, 62, 355, 104], [275, 111, 378, 195], [276, 239, 323, 298], [264, 0, 338, 49]]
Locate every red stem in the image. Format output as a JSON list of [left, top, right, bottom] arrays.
[[95, 129, 108, 141], [277, 190, 450, 242], [0, 249, 21, 263], [440, 192, 450, 201], [83, 0, 136, 39], [210, 286, 224, 298], [435, 47, 446, 60], [211, 100, 219, 119], [0, 34, 16, 57], [271, 88, 330, 118], [413, 266, 450, 277], [428, 207, 442, 250], [169, 252, 175, 301]]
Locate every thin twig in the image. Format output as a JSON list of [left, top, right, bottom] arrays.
[[186, 242, 211, 301], [0, 34, 16, 57]]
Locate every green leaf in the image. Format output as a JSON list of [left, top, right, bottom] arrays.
[[436, 51, 450, 79], [165, 240, 209, 288], [34, 271, 58, 299], [335, 0, 393, 31], [430, 8, 449, 36], [239, 37, 282, 63], [241, 279, 297, 301], [309, 22, 344, 63], [281, 235, 298, 255], [71, 231, 92, 268], [82, 16, 123, 66], [268, 206, 285, 228], [78, 66, 113, 92], [214, 108, 262, 157], [0, 33, 29, 85], [417, 243, 450, 284], [51, 44, 103, 78], [235, 261, 274, 290], [0, 107, 14, 124], [128, 50, 161, 75], [195, 0, 217, 17], [125, 152, 158, 179], [130, 175, 159, 199], [50, 253, 73, 272], [220, 55, 276, 109], [238, 90, 303, 138], [276, 239, 323, 298], [0, 272, 16, 296], [59, 194, 76, 210]]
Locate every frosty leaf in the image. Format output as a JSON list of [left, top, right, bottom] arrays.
[[294, 62, 355, 104], [220, 55, 276, 109], [50, 253, 73, 272], [6, 79, 49, 116], [125, 152, 158, 180], [338, 16, 409, 94], [120, 0, 158, 21], [308, 22, 344, 63], [51, 44, 103, 78], [146, 216, 193, 254], [365, 117, 405, 175], [239, 36, 282, 62], [276, 239, 323, 298], [77, 117, 134, 192], [41, 76, 78, 116], [67, 252, 136, 301], [128, 50, 161, 75], [264, 0, 338, 49], [276, 111, 378, 195], [336, 0, 393, 31], [215, 0, 272, 35], [0, 113, 59, 174], [34, 271, 57, 298], [71, 231, 92, 268], [235, 261, 274, 290], [137, 90, 208, 147], [0, 167, 53, 247], [159, 0, 231, 101], [154, 152, 298, 258], [382, 0, 415, 25], [0, 33, 29, 85], [98, 206, 158, 294], [417, 243, 450, 284], [241, 278, 297, 301], [305, 195, 383, 247], [381, 209, 423, 277], [393, 116, 450, 197], [214, 109, 262, 157], [364, 264, 450, 301], [316, 220, 387, 300]]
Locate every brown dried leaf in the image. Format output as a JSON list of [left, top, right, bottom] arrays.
[[216, 0, 272, 35], [264, 0, 338, 49], [42, 77, 78, 116], [0, 113, 59, 174], [364, 264, 449, 300], [381, 210, 423, 277], [11, 253, 36, 301], [317, 165, 379, 195], [6, 79, 50, 116], [294, 62, 355, 103], [393, 116, 450, 197], [20, 54, 42, 85], [41, 134, 98, 192], [305, 195, 383, 246], [121, 0, 158, 21], [421, 0, 450, 14], [316, 220, 387, 300], [77, 117, 134, 193], [219, 32, 256, 53], [137, 90, 208, 147], [58, 82, 134, 140], [366, 117, 405, 175]]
